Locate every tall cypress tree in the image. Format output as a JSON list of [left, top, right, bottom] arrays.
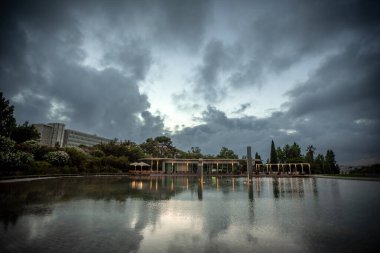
[[255, 152, 261, 160], [270, 140, 278, 163], [325, 149, 337, 173]]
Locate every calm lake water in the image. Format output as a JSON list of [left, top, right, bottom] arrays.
[[1, 176, 380, 253]]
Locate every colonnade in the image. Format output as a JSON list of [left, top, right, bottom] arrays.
[[162, 159, 239, 174], [139, 158, 311, 175]]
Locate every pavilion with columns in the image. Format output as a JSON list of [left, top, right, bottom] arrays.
[[138, 158, 310, 175]]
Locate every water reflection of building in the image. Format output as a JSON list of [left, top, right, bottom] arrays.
[[270, 177, 318, 198], [128, 176, 198, 195], [126, 176, 319, 200]]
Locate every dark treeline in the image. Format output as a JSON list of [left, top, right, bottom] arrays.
[[269, 139, 339, 174], [1, 91, 338, 176]]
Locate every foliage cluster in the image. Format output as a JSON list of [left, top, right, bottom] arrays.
[[269, 140, 338, 173], [0, 135, 34, 173], [44, 151, 70, 166]]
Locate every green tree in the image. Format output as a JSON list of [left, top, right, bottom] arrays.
[[270, 140, 278, 163], [96, 140, 145, 161], [191, 146, 201, 154], [0, 136, 34, 174], [140, 136, 177, 158], [314, 154, 325, 173], [101, 155, 129, 172], [282, 144, 291, 163], [155, 136, 176, 157], [288, 142, 303, 162], [325, 149, 338, 173], [0, 92, 17, 137], [65, 147, 89, 172], [186, 146, 203, 159], [305, 145, 316, 163], [140, 138, 160, 157], [123, 141, 146, 162], [254, 152, 261, 160], [217, 146, 238, 159], [276, 147, 285, 163], [11, 121, 40, 143]]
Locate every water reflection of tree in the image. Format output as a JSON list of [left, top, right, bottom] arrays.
[[0, 176, 198, 229]]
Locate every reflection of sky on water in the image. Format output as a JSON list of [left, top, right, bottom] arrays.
[[1, 177, 380, 252]]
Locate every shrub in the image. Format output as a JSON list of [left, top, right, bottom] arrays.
[[59, 165, 78, 174], [17, 140, 40, 154], [0, 150, 34, 172], [29, 161, 56, 174], [90, 149, 105, 158], [0, 135, 15, 153], [101, 155, 128, 171], [17, 151, 34, 170], [65, 147, 88, 171], [0, 135, 34, 174], [44, 151, 70, 166], [86, 157, 102, 173], [34, 145, 55, 160], [17, 140, 55, 160]]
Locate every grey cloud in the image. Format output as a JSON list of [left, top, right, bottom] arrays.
[[0, 0, 165, 142], [193, 40, 237, 102], [281, 37, 380, 164], [233, 103, 251, 114], [139, 111, 167, 139], [218, 0, 380, 90], [173, 103, 380, 164], [1, 0, 212, 141], [287, 42, 380, 118], [80, 0, 211, 52], [228, 59, 263, 88], [101, 39, 152, 82], [153, 0, 211, 52], [172, 106, 274, 157], [170, 0, 380, 165]]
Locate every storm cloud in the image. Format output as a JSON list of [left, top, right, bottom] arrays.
[[1, 0, 379, 164]]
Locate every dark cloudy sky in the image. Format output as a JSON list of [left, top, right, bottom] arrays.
[[1, 0, 379, 165]]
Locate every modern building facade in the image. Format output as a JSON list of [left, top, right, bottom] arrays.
[[33, 123, 65, 147], [63, 129, 111, 147], [33, 123, 111, 147]]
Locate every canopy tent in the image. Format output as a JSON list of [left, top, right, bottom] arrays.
[[130, 162, 151, 171], [130, 162, 140, 171]]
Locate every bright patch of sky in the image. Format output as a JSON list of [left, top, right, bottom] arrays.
[[140, 47, 330, 132]]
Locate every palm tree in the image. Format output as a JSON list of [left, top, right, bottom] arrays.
[[306, 145, 316, 162]]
